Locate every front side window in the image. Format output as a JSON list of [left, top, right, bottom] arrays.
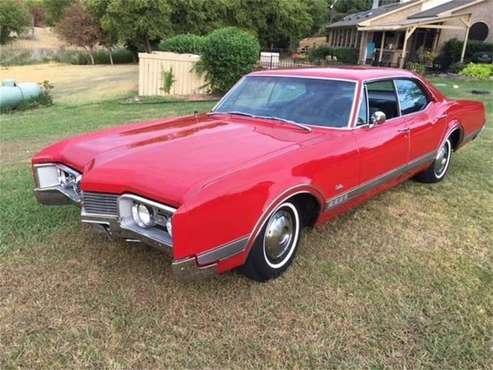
[[366, 80, 399, 119], [395, 79, 430, 115], [357, 87, 368, 126], [215, 76, 357, 128]]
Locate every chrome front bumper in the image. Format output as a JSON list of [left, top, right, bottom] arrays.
[[81, 213, 217, 279], [34, 185, 217, 279]]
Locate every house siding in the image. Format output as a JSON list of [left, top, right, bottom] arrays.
[[438, 0, 493, 47]]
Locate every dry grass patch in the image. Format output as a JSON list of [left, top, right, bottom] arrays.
[[0, 64, 138, 104]]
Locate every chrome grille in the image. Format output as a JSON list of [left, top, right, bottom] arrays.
[[82, 192, 119, 217]]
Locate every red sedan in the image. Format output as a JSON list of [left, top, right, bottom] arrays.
[[32, 67, 486, 281]]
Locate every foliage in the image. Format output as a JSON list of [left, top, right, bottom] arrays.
[[158, 34, 206, 54], [166, 0, 321, 50], [55, 2, 102, 65], [161, 68, 176, 94], [43, 0, 73, 26], [85, 0, 118, 63], [308, 46, 358, 64], [0, 0, 31, 45], [459, 63, 493, 80], [198, 27, 260, 95], [38, 80, 54, 106], [24, 0, 46, 26], [406, 62, 426, 76], [53, 50, 91, 65], [471, 51, 493, 64], [98, 0, 171, 53], [436, 38, 493, 70], [94, 48, 135, 64], [448, 62, 466, 74]]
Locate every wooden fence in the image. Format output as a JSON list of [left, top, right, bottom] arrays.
[[138, 52, 207, 96]]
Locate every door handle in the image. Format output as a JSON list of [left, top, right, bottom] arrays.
[[398, 127, 410, 133]]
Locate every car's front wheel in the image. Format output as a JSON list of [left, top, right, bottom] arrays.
[[240, 201, 301, 282], [415, 138, 452, 183]]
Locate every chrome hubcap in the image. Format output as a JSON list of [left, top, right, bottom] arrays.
[[264, 209, 294, 262], [434, 141, 450, 177]]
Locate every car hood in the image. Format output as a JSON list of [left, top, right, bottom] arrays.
[[36, 114, 319, 206]]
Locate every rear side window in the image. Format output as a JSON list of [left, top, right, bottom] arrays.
[[395, 79, 430, 115], [366, 80, 399, 119]]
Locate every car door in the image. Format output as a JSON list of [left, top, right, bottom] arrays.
[[352, 79, 410, 186], [394, 78, 443, 161]]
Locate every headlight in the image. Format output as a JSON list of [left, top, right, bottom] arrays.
[[118, 194, 176, 247], [34, 163, 82, 203], [132, 203, 155, 228]]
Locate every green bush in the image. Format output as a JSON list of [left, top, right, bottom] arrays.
[[459, 63, 493, 80], [448, 62, 466, 74], [199, 27, 260, 95], [53, 50, 91, 65], [94, 48, 135, 64], [436, 38, 493, 70], [158, 34, 206, 55], [406, 61, 426, 76], [308, 47, 358, 64]]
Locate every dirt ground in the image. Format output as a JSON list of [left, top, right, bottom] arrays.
[[0, 63, 139, 104]]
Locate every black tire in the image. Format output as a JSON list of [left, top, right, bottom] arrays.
[[415, 138, 452, 183], [240, 201, 302, 282]]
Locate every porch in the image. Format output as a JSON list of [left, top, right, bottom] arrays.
[[327, 13, 473, 68]]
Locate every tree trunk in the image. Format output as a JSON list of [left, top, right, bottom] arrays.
[[107, 47, 114, 65], [144, 36, 152, 54], [87, 47, 95, 65]]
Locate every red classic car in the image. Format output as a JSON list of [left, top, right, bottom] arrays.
[[32, 67, 486, 281]]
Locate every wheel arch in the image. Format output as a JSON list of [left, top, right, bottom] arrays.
[[245, 185, 324, 254], [441, 120, 464, 152]]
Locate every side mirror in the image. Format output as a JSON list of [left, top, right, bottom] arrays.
[[369, 111, 386, 128]]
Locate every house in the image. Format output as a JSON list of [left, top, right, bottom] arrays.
[[326, 0, 492, 67]]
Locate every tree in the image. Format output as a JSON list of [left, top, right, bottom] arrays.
[[86, 0, 117, 64], [99, 0, 171, 53], [226, 0, 313, 50], [43, 0, 72, 26], [24, 0, 46, 27], [55, 2, 102, 64], [0, 0, 31, 45]]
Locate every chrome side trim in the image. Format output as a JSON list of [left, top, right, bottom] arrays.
[[171, 257, 217, 279], [326, 152, 436, 210], [197, 236, 249, 265]]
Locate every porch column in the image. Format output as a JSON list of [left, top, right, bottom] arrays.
[[378, 31, 386, 63], [460, 15, 472, 63], [359, 31, 369, 64], [400, 26, 416, 68]]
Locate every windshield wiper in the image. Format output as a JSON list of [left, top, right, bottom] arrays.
[[209, 111, 256, 118], [210, 111, 312, 132], [256, 115, 312, 133]]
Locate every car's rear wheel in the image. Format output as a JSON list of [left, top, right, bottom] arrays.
[[415, 138, 452, 183], [240, 201, 301, 282]]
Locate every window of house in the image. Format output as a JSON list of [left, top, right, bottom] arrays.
[[394, 79, 430, 115], [470, 22, 489, 42]]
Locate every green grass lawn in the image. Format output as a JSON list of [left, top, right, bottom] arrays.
[[0, 78, 492, 368]]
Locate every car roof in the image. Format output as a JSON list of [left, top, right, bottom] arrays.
[[249, 66, 417, 82]]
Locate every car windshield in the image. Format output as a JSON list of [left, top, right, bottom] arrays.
[[214, 76, 357, 128]]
